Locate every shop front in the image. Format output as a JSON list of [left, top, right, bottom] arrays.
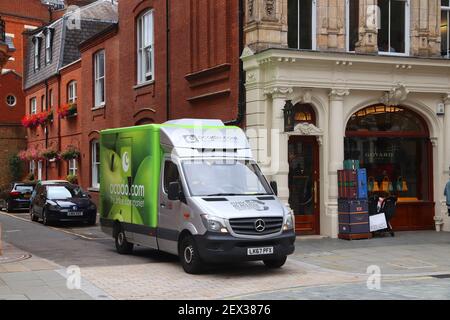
[[243, 49, 450, 237], [345, 104, 435, 231]]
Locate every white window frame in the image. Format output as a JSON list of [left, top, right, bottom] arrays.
[[91, 140, 100, 189], [6, 95, 16, 107], [49, 89, 53, 108], [30, 97, 37, 114], [68, 81, 77, 103], [442, 1, 450, 58], [45, 31, 52, 64], [290, 0, 317, 50], [68, 158, 78, 176], [29, 160, 35, 174], [94, 50, 105, 107], [378, 0, 410, 57], [34, 38, 40, 71], [345, 0, 359, 52], [37, 160, 42, 181], [137, 10, 155, 84]]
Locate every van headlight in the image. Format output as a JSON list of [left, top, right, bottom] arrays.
[[283, 212, 295, 231], [201, 215, 228, 233]]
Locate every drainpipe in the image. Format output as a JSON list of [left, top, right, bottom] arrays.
[[166, 0, 171, 121], [57, 74, 61, 179], [45, 79, 49, 180], [225, 0, 245, 126]]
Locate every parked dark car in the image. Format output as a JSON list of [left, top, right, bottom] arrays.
[[0, 182, 36, 212], [30, 182, 97, 226]]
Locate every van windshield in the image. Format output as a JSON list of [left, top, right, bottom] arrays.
[[181, 160, 272, 197]]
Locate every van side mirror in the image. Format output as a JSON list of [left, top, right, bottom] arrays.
[[270, 181, 278, 196], [168, 182, 181, 201]]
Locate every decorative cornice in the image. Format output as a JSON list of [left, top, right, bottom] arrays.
[[443, 94, 450, 105], [264, 86, 293, 98], [287, 122, 324, 137], [329, 89, 350, 100], [241, 46, 255, 59], [380, 83, 409, 106]]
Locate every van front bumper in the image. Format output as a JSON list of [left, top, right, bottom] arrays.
[[194, 231, 296, 263]]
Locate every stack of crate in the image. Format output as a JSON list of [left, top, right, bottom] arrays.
[[337, 160, 371, 240]]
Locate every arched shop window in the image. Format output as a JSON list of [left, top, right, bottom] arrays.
[[345, 104, 431, 201]]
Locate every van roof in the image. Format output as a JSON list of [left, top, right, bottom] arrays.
[[100, 120, 249, 150]]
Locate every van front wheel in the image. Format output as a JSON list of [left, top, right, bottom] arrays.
[[179, 235, 203, 274], [115, 226, 133, 255], [263, 256, 287, 269]]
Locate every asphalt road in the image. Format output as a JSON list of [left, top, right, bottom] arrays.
[[0, 210, 178, 269], [2, 209, 450, 300]]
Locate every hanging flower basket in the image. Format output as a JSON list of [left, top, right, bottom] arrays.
[[41, 148, 60, 161], [61, 145, 81, 160], [17, 148, 44, 161], [21, 111, 53, 128], [58, 103, 77, 119]]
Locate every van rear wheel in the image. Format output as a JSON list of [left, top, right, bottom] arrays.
[[179, 235, 203, 274], [263, 256, 287, 269], [115, 225, 133, 254]]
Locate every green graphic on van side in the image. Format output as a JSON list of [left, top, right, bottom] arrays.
[[100, 126, 162, 228]]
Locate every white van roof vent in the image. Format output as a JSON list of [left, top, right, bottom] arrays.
[[164, 119, 225, 127]]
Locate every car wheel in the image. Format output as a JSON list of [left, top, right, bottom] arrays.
[[30, 208, 39, 222], [179, 235, 204, 274], [6, 201, 13, 212], [42, 209, 51, 226], [263, 256, 287, 269], [115, 224, 133, 254], [87, 214, 97, 226]]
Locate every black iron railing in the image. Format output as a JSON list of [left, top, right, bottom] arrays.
[[0, 17, 6, 43]]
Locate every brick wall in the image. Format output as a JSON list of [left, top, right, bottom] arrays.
[[0, 125, 27, 186], [0, 0, 50, 74], [0, 71, 25, 124]]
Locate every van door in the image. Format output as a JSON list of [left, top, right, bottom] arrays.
[[157, 158, 182, 255]]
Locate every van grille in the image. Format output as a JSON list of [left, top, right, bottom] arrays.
[[229, 217, 283, 236]]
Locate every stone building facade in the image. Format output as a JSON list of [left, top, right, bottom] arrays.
[[243, 0, 450, 236]]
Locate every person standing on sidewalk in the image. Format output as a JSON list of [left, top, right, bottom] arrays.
[[445, 173, 450, 215]]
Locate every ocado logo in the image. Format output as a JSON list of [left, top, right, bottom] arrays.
[[122, 152, 130, 173]]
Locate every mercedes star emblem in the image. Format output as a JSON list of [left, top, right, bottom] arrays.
[[254, 219, 266, 232]]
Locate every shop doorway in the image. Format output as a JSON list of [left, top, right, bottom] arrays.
[[288, 136, 320, 235]]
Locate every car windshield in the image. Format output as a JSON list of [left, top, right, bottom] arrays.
[[181, 159, 272, 196], [15, 185, 34, 192], [47, 185, 87, 200]]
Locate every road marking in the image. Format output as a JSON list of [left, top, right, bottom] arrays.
[[0, 211, 109, 241]]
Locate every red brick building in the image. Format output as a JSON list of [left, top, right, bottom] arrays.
[[0, 1, 52, 187], [22, 0, 243, 204]]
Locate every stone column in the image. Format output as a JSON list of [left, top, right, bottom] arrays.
[[317, 0, 346, 51], [410, 0, 441, 57], [444, 95, 450, 174], [244, 0, 288, 53], [269, 87, 292, 204], [355, 0, 378, 54], [327, 89, 349, 237]]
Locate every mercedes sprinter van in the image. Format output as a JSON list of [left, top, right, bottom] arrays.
[[100, 119, 295, 273]]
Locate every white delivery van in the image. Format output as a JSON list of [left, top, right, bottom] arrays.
[[100, 119, 295, 274]]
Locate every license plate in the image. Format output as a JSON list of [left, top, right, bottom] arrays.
[[23, 194, 30, 199], [247, 247, 274, 256], [67, 211, 83, 216]]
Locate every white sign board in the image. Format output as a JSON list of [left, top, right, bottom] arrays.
[[370, 213, 388, 232]]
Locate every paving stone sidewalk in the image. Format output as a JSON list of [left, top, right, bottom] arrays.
[[0, 242, 110, 300]]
